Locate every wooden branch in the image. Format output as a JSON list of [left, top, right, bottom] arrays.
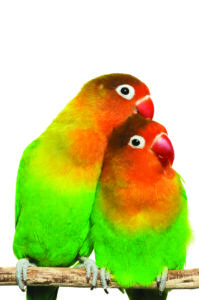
[[0, 267, 199, 289]]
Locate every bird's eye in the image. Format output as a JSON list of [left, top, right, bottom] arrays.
[[128, 135, 145, 149], [115, 84, 135, 100]]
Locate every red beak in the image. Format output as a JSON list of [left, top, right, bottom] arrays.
[[151, 133, 175, 166], [136, 96, 154, 120]]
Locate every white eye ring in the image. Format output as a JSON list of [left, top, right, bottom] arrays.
[[115, 84, 135, 100], [128, 135, 145, 149]]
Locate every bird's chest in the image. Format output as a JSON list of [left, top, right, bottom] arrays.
[[100, 177, 183, 232]]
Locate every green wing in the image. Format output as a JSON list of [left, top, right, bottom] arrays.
[[15, 140, 40, 226]]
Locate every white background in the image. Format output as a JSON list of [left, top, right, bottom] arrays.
[[0, 0, 199, 299]]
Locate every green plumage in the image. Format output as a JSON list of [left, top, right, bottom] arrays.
[[13, 74, 149, 299], [14, 138, 94, 266], [92, 183, 190, 287]]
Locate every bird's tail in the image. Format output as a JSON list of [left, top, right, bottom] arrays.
[[26, 286, 59, 300], [126, 288, 168, 300]]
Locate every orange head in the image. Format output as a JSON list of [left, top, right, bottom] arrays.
[[103, 114, 175, 184], [100, 114, 178, 231], [78, 73, 154, 134]]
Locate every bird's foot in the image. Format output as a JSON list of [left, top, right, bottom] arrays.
[[157, 266, 168, 295], [77, 257, 99, 289], [77, 257, 110, 293], [100, 267, 110, 294], [16, 258, 36, 291]]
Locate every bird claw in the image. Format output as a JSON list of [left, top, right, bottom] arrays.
[[157, 266, 168, 295], [100, 268, 110, 294], [77, 257, 99, 289], [77, 257, 110, 293], [16, 258, 36, 291]]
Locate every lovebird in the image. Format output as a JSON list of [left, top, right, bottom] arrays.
[[91, 114, 191, 299], [13, 74, 154, 300]]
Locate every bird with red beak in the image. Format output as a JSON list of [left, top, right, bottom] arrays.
[[91, 114, 191, 299], [14, 73, 155, 299]]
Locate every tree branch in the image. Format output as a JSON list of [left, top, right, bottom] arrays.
[[0, 267, 199, 289]]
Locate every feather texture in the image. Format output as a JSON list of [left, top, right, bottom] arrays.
[[91, 115, 191, 288]]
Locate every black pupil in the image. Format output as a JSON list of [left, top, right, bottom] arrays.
[[132, 139, 140, 146], [121, 87, 129, 95]]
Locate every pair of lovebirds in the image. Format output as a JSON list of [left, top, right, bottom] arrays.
[[13, 74, 191, 300]]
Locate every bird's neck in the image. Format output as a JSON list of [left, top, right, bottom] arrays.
[[98, 168, 183, 232]]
